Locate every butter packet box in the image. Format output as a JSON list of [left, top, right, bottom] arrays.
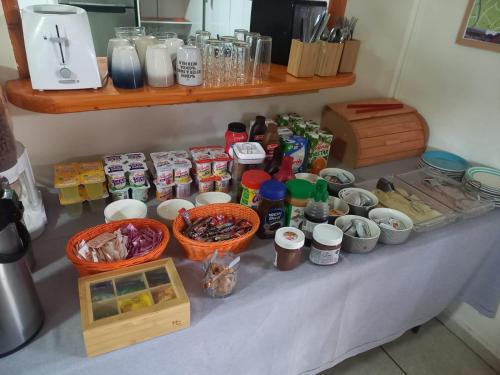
[[306, 130, 334, 174]]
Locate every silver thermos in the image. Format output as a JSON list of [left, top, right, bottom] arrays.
[[0, 177, 43, 357]]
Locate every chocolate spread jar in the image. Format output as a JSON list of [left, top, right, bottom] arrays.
[[274, 227, 305, 271], [309, 224, 343, 266]]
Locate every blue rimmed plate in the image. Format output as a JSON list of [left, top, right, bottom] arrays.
[[421, 151, 469, 173]]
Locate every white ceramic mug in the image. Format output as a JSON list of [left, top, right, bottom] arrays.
[[176, 45, 203, 86], [134, 35, 159, 72], [162, 38, 184, 62], [146, 44, 174, 87]]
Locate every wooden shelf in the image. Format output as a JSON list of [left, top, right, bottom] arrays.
[[140, 17, 192, 25], [5, 64, 355, 114]]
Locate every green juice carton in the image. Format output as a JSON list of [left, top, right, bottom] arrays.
[[306, 130, 334, 173]]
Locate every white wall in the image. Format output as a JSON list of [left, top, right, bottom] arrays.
[[394, 0, 500, 368], [396, 0, 500, 169]]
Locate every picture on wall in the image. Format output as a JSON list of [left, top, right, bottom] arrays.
[[456, 0, 500, 52]]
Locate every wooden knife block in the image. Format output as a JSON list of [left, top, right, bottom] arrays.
[[339, 39, 361, 73], [315, 41, 344, 77], [287, 39, 320, 78], [322, 99, 429, 168]]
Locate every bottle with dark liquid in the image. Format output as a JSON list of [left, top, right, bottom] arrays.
[[248, 115, 267, 144]]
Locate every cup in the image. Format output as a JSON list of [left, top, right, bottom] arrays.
[[187, 35, 196, 46], [220, 36, 236, 84], [151, 31, 178, 41], [176, 45, 203, 86], [134, 35, 158, 73], [161, 38, 184, 62], [114, 26, 145, 41], [253, 36, 272, 82], [196, 30, 211, 49], [107, 38, 131, 76], [146, 44, 174, 87], [104, 199, 147, 223], [231, 41, 250, 85], [205, 39, 225, 87], [245, 32, 261, 64], [112, 46, 144, 89], [234, 28, 248, 41]]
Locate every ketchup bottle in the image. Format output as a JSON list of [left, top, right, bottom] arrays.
[[273, 156, 294, 183]]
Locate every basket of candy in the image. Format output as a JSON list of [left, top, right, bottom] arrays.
[[172, 203, 259, 260], [66, 218, 169, 275]]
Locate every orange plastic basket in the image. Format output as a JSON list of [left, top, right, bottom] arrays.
[[66, 218, 170, 276], [172, 203, 260, 261]]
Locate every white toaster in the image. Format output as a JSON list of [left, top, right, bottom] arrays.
[[21, 4, 102, 90]]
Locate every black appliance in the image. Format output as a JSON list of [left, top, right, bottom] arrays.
[[250, 0, 327, 65]]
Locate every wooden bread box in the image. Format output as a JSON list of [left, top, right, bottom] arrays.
[[322, 99, 428, 168]]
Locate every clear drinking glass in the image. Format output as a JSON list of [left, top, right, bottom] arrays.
[[150, 31, 178, 41], [232, 41, 250, 85], [234, 28, 248, 41], [114, 26, 146, 41], [196, 31, 211, 48], [245, 32, 261, 62], [253, 36, 272, 82], [220, 36, 236, 84], [187, 35, 197, 46], [205, 39, 225, 87], [134, 35, 159, 73]]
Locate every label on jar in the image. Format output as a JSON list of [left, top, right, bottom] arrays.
[[262, 207, 285, 236], [254, 134, 265, 142], [287, 205, 306, 229], [265, 143, 279, 160], [302, 218, 328, 240], [240, 187, 260, 209], [309, 246, 340, 265]]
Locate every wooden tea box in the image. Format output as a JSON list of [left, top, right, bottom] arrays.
[[322, 99, 429, 168], [78, 258, 190, 357]]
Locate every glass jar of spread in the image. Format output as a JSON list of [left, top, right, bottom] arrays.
[[285, 179, 314, 229], [240, 169, 271, 209], [257, 179, 286, 238], [309, 224, 343, 265], [274, 227, 305, 271], [225, 122, 248, 154]]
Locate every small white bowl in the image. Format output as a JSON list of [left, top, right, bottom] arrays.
[[195, 192, 232, 207], [104, 199, 148, 223], [368, 208, 413, 245], [335, 215, 381, 253], [295, 173, 325, 184], [157, 199, 194, 227], [338, 187, 379, 217]]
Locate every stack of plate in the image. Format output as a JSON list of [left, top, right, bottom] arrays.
[[463, 167, 500, 207], [418, 151, 469, 180]]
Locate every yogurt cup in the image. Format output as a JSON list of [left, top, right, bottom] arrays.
[[103, 154, 125, 165], [154, 180, 174, 201], [215, 173, 231, 193], [195, 161, 212, 178], [105, 164, 128, 190], [125, 152, 146, 163], [176, 178, 192, 199], [127, 161, 148, 187], [172, 158, 192, 183], [198, 179, 214, 193], [109, 186, 130, 201], [154, 159, 174, 185], [274, 227, 305, 271], [212, 160, 228, 176], [309, 224, 343, 265], [131, 181, 150, 202]]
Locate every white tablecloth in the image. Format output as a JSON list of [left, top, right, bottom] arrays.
[[1, 159, 499, 375]]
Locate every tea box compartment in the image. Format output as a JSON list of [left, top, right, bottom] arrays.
[[78, 258, 190, 357]]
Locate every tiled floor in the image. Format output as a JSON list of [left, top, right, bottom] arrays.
[[322, 319, 499, 375]]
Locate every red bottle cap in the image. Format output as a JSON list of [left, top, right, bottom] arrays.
[[242, 170, 271, 189]]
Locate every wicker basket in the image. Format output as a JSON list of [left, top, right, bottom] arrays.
[[172, 203, 260, 261], [66, 218, 170, 276]]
